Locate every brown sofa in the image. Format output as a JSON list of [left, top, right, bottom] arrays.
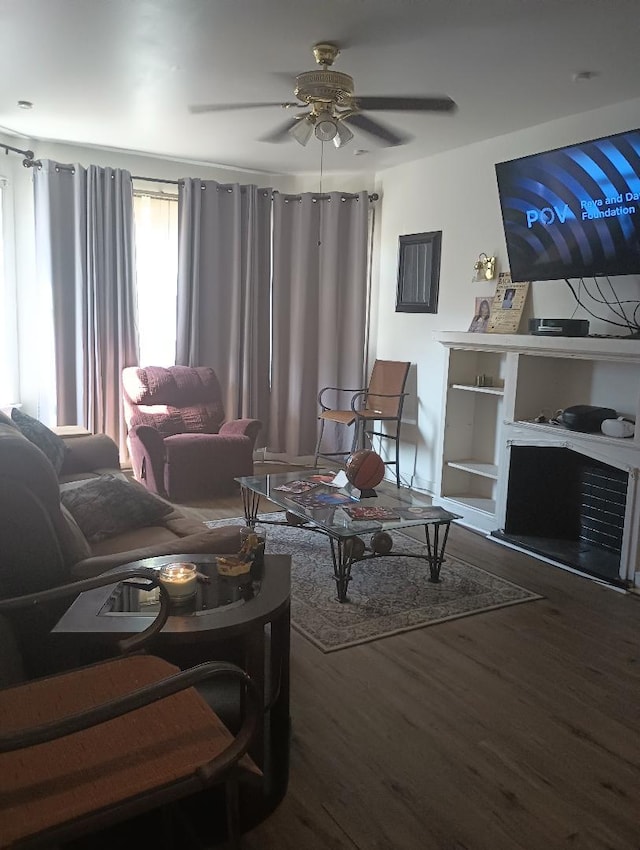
[[0, 411, 242, 599]]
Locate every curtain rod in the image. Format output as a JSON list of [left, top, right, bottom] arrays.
[[0, 142, 37, 168], [132, 175, 379, 202], [16, 156, 378, 201]]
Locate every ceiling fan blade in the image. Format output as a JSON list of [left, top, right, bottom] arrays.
[[344, 113, 410, 147], [189, 102, 300, 114], [355, 96, 457, 113], [259, 115, 307, 143]]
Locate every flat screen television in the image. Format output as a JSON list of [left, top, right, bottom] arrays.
[[495, 127, 640, 282]]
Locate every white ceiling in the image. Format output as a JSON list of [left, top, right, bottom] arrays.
[[1, 0, 639, 176]]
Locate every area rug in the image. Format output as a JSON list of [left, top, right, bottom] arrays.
[[205, 513, 542, 652]]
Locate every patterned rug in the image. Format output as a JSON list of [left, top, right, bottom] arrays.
[[205, 513, 542, 652]]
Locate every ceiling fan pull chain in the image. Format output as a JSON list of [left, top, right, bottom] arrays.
[[318, 141, 325, 247]]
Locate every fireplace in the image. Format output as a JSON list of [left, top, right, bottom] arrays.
[[494, 446, 627, 585]]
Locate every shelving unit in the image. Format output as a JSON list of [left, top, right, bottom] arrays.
[[450, 383, 504, 396], [435, 342, 510, 531], [434, 331, 640, 587]]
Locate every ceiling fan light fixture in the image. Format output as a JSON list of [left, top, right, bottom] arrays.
[[314, 111, 338, 142], [289, 116, 314, 146], [333, 121, 354, 149]]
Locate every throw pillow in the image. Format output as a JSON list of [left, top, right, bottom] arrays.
[[11, 408, 68, 475], [60, 474, 173, 543]]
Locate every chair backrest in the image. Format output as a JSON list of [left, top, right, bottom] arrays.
[[123, 366, 226, 436], [366, 360, 411, 418], [0, 417, 72, 597]]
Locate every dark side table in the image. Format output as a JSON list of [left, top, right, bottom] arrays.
[[53, 553, 291, 830]]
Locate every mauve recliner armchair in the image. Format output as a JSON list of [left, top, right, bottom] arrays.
[[123, 365, 262, 502]]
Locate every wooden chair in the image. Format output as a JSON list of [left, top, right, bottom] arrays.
[[0, 569, 260, 849], [314, 359, 411, 487]]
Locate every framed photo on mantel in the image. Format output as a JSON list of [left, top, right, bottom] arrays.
[[487, 272, 529, 333]]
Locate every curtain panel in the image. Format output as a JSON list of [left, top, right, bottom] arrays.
[[0, 179, 21, 410], [176, 180, 272, 445], [33, 161, 138, 461], [269, 191, 369, 457]]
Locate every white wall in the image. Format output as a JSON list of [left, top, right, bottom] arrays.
[[0, 134, 296, 416], [4, 97, 640, 476], [290, 170, 376, 195], [372, 97, 640, 493]]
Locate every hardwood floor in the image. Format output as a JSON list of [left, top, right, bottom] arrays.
[[176, 468, 640, 850]]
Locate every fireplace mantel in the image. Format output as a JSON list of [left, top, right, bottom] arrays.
[[434, 332, 640, 588], [436, 331, 640, 362]]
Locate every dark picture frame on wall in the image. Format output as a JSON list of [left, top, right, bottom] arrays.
[[395, 230, 442, 313]]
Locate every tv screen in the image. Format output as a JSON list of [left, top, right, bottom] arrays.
[[495, 128, 640, 282]]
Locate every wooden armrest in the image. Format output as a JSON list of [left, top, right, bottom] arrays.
[[0, 568, 170, 654], [350, 390, 408, 413], [317, 385, 366, 410]]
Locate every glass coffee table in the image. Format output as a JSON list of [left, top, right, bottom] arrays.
[[237, 469, 460, 603]]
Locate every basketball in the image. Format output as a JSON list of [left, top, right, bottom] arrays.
[[285, 510, 307, 526], [344, 536, 366, 560], [345, 449, 385, 490], [370, 531, 393, 554]]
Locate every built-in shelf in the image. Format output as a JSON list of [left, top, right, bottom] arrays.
[[510, 419, 638, 449], [436, 331, 640, 360], [435, 331, 640, 587], [441, 495, 496, 515], [450, 383, 504, 396], [446, 460, 499, 479]]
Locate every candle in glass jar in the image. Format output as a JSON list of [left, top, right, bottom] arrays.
[[158, 562, 198, 600]]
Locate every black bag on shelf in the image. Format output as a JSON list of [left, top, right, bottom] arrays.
[[559, 405, 617, 432]]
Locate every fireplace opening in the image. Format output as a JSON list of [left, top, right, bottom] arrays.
[[493, 446, 627, 585]]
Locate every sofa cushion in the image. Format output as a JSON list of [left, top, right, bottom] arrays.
[[59, 434, 121, 476], [59, 504, 93, 564], [11, 409, 67, 475], [89, 524, 179, 556], [60, 475, 173, 543], [122, 366, 225, 436]]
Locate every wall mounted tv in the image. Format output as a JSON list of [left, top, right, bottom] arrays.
[[495, 127, 640, 282]]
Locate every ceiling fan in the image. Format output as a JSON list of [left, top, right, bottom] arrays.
[[189, 42, 457, 149]]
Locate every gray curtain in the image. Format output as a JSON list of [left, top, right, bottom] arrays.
[[33, 161, 139, 461], [176, 180, 272, 443], [269, 191, 369, 456]]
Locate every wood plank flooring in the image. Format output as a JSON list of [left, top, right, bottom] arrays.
[[175, 467, 640, 850]]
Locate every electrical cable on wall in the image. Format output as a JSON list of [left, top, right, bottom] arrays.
[[564, 277, 640, 335]]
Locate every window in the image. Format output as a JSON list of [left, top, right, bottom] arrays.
[[0, 178, 20, 408], [133, 191, 178, 366]]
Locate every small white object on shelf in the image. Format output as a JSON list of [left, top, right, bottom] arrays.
[[601, 417, 635, 438]]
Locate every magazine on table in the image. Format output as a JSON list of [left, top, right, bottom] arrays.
[[273, 472, 345, 494], [304, 472, 344, 487], [343, 505, 401, 521], [272, 479, 319, 494], [290, 488, 358, 509], [396, 506, 454, 521]]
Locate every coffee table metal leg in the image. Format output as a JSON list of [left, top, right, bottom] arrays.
[[424, 521, 452, 582], [329, 538, 354, 603], [241, 486, 261, 525]]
